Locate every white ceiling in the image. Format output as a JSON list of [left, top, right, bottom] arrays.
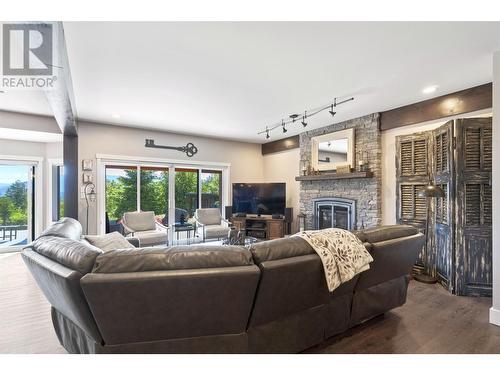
[[4, 22, 500, 144]]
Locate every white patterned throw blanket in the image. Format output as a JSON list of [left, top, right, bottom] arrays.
[[293, 228, 373, 292]]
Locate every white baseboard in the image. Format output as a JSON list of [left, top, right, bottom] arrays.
[[489, 307, 500, 326]]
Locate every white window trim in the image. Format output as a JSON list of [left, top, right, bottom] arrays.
[[95, 154, 231, 235], [0, 155, 44, 253]]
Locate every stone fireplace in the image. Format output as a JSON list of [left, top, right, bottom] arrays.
[[299, 113, 382, 230], [313, 198, 356, 230]]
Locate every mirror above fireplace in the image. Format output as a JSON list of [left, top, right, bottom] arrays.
[[311, 128, 355, 171]]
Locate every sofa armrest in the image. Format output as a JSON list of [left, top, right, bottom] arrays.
[[121, 222, 135, 236]]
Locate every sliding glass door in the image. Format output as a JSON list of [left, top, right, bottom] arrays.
[[101, 161, 227, 240], [0, 163, 35, 249], [140, 166, 169, 224], [105, 166, 138, 230], [175, 168, 199, 222]]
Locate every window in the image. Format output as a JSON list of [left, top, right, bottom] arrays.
[[175, 168, 199, 221], [105, 166, 138, 221], [201, 170, 222, 210], [140, 166, 169, 224], [0, 163, 35, 248]]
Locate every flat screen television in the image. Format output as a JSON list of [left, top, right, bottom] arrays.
[[232, 183, 286, 216]]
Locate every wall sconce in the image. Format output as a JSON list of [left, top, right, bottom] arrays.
[[84, 182, 96, 234]]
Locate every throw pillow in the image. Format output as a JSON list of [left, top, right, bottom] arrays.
[[85, 231, 135, 252]]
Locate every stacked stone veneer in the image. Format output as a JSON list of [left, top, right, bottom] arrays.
[[299, 113, 382, 230]]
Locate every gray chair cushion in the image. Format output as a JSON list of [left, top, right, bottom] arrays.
[[92, 245, 254, 273], [249, 236, 314, 264], [38, 217, 83, 241], [123, 211, 156, 232], [85, 232, 135, 252], [134, 230, 168, 247], [28, 235, 102, 274], [354, 225, 419, 244], [205, 225, 230, 239], [196, 208, 222, 225]]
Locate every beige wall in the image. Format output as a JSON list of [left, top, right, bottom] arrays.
[[491, 51, 500, 326], [381, 109, 492, 225], [263, 148, 300, 233], [77, 121, 265, 234]]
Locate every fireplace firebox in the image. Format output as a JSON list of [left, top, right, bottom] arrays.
[[313, 198, 356, 230]]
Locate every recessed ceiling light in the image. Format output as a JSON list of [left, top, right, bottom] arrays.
[[111, 114, 121, 119], [422, 85, 438, 94]]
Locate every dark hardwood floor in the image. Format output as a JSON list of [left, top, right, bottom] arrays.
[[1, 252, 499, 354]]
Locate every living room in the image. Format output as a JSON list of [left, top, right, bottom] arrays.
[[1, 1, 500, 373]]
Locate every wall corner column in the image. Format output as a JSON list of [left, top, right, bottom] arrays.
[[490, 51, 500, 326]]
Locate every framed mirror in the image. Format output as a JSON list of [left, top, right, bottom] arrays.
[[311, 128, 355, 171]]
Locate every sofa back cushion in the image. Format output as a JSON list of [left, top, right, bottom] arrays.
[[354, 225, 419, 244], [38, 217, 83, 241], [92, 245, 254, 273], [249, 237, 314, 264], [29, 235, 102, 274], [123, 211, 156, 232], [195, 208, 222, 225]]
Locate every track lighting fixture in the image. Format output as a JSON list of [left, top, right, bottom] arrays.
[[282, 120, 287, 133], [258, 96, 354, 140]]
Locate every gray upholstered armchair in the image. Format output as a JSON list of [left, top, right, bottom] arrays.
[[194, 208, 231, 242], [122, 211, 170, 247]]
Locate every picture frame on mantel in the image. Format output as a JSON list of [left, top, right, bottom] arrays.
[[311, 128, 355, 172]]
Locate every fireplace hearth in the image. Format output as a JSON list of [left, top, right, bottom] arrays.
[[313, 198, 356, 230]]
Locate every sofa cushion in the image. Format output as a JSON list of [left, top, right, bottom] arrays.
[[354, 225, 419, 244], [92, 245, 254, 273], [205, 225, 230, 238], [38, 217, 82, 241], [85, 232, 135, 252], [249, 237, 314, 264], [133, 230, 168, 246], [123, 211, 156, 231], [28, 235, 102, 274], [196, 208, 222, 225]]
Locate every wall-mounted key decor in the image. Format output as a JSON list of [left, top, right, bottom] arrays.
[[145, 139, 198, 157]]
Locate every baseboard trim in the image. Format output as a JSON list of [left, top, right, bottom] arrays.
[[489, 307, 500, 326]]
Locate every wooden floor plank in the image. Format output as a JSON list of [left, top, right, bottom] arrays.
[[1, 253, 499, 354]]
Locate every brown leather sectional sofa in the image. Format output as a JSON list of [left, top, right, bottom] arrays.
[[22, 218, 424, 353]]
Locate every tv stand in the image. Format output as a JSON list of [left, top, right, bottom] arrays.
[[230, 215, 286, 240]]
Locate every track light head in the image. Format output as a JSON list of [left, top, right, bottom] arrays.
[[282, 120, 287, 133], [301, 116, 307, 127], [329, 104, 336, 117], [265, 127, 270, 139]]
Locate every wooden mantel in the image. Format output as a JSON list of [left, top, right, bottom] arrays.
[[295, 171, 373, 181]]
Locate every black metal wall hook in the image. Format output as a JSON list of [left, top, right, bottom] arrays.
[[145, 139, 198, 157]]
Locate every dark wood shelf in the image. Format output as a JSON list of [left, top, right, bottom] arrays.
[[295, 171, 373, 181]]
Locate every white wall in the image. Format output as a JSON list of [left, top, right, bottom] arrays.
[[381, 109, 492, 225], [77, 121, 265, 234], [263, 148, 300, 233], [490, 51, 500, 326]]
